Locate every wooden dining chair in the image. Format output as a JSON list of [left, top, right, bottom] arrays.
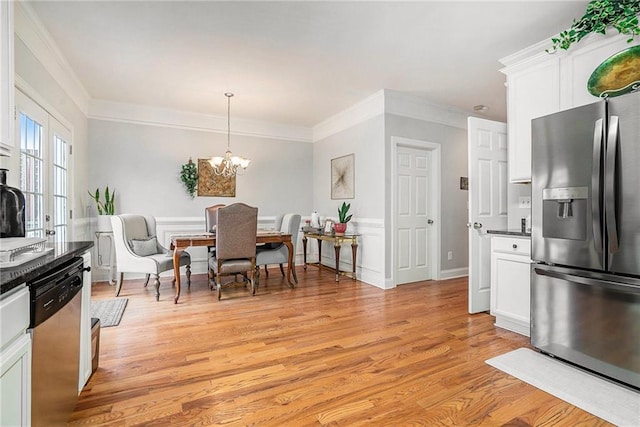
[[208, 203, 258, 300]]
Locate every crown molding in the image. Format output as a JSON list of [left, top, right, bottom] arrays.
[[14, 1, 91, 116], [312, 90, 385, 142], [384, 89, 471, 130], [89, 99, 313, 142]]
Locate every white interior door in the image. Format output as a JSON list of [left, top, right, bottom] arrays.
[[468, 117, 507, 313], [394, 139, 440, 285]]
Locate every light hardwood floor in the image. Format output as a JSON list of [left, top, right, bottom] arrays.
[[70, 268, 610, 426]]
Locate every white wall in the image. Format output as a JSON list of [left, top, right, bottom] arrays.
[[88, 119, 313, 217], [312, 114, 386, 288]]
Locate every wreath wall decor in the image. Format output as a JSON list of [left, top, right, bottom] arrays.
[[180, 158, 198, 198]]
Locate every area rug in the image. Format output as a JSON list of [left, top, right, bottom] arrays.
[[486, 348, 639, 426], [90, 298, 128, 327]]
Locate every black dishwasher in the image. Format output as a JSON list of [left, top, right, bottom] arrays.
[[28, 256, 85, 427]]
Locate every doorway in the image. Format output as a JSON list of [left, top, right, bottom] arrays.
[[14, 89, 72, 243], [392, 136, 441, 285]]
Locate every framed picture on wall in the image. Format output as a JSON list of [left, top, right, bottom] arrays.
[[197, 159, 236, 197], [331, 154, 355, 199]]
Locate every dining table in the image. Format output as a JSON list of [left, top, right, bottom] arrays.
[[169, 231, 294, 303]]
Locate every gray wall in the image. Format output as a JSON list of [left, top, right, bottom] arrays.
[[385, 113, 469, 275], [88, 119, 314, 217], [312, 115, 385, 221]]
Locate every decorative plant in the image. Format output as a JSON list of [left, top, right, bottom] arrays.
[[548, 0, 640, 52], [337, 202, 352, 224], [88, 187, 115, 215], [180, 158, 198, 198]]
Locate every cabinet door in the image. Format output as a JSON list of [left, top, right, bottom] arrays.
[[0, 333, 31, 426], [79, 251, 93, 391], [0, 0, 14, 154], [506, 60, 560, 182], [491, 237, 531, 336], [560, 35, 633, 110]]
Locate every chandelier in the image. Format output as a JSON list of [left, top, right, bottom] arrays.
[[209, 93, 251, 177]]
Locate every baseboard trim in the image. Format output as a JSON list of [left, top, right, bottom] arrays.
[[440, 267, 468, 280]]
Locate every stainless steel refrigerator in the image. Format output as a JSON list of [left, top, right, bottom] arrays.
[[531, 90, 640, 390]]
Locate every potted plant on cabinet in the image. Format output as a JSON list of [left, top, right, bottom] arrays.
[[334, 202, 352, 235], [548, 0, 640, 52], [88, 187, 116, 232]]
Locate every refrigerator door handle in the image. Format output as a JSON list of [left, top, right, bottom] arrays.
[[605, 115, 619, 253], [534, 267, 638, 293], [592, 118, 603, 254]]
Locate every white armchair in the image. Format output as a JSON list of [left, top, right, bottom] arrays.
[[111, 214, 191, 301]]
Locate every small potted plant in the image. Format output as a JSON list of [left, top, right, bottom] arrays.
[[334, 202, 352, 235], [88, 186, 116, 232]]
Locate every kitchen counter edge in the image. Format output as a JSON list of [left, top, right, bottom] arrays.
[[1, 241, 94, 295]]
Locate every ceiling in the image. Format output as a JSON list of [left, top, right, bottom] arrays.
[[26, 1, 589, 128]]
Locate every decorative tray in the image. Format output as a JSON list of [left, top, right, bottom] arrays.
[[588, 45, 640, 98]]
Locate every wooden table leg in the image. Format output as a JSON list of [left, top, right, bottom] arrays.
[[351, 240, 358, 280], [172, 246, 182, 304], [302, 235, 308, 270], [334, 242, 341, 282], [284, 241, 294, 288]]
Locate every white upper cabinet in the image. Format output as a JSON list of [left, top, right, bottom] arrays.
[[0, 0, 14, 155], [500, 33, 634, 183]]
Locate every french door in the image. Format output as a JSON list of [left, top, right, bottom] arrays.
[[15, 90, 71, 243]]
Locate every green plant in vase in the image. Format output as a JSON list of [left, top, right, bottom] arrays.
[[88, 186, 116, 232], [334, 202, 352, 235], [88, 186, 115, 215]]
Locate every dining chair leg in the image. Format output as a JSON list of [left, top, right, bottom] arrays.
[[254, 266, 261, 287], [115, 272, 124, 297], [216, 279, 222, 300], [153, 274, 161, 301], [264, 265, 269, 278], [186, 265, 192, 287], [279, 263, 285, 277], [292, 263, 298, 284], [143, 274, 150, 287]]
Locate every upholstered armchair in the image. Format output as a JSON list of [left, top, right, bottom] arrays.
[[111, 214, 191, 301], [208, 203, 258, 300], [205, 204, 226, 233], [256, 213, 301, 285]]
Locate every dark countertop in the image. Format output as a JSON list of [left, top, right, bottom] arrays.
[[487, 229, 531, 237], [1, 240, 94, 295]]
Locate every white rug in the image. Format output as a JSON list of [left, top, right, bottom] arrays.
[[90, 298, 128, 327], [486, 348, 639, 426]]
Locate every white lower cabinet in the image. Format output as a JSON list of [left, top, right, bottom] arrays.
[[0, 284, 31, 426], [491, 236, 532, 336]]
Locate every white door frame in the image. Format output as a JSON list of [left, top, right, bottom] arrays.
[[391, 136, 441, 285]]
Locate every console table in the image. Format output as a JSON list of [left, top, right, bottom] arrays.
[[302, 232, 358, 282]]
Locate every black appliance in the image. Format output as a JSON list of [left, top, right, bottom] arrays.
[[0, 168, 25, 238]]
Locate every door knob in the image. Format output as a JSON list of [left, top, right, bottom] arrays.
[[427, 219, 434, 224], [45, 229, 56, 236], [473, 222, 483, 229]]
